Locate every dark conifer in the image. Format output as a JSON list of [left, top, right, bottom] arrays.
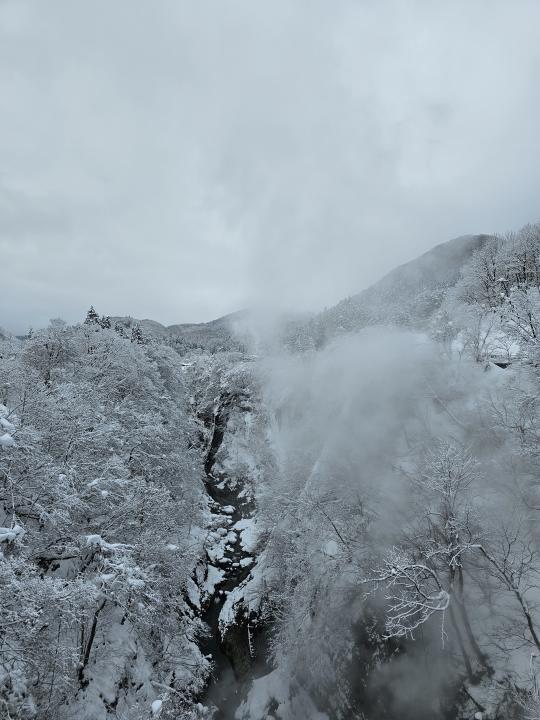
[[130, 324, 145, 345], [84, 306, 100, 325]]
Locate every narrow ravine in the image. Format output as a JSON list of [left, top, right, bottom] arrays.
[[197, 392, 269, 719]]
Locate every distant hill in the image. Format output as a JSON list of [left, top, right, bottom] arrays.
[[284, 234, 495, 349], [110, 310, 249, 353]]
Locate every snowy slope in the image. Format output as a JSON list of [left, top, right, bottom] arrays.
[[306, 234, 495, 341]]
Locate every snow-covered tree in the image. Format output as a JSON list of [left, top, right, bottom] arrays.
[[84, 306, 101, 325], [0, 322, 210, 718]]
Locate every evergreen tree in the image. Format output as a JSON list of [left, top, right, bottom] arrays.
[[114, 322, 127, 338], [100, 315, 111, 329], [84, 306, 100, 325], [130, 324, 145, 345]]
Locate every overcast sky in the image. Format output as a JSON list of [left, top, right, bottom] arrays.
[[1, 1, 540, 332]]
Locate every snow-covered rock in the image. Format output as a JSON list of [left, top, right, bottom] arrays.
[[151, 698, 163, 716], [0, 417, 15, 433], [84, 534, 132, 552], [0, 433, 16, 448], [0, 524, 25, 543], [201, 564, 225, 598], [186, 577, 201, 609], [233, 518, 258, 553]]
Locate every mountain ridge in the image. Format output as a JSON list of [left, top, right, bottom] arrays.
[[112, 232, 495, 350], [315, 233, 494, 332]]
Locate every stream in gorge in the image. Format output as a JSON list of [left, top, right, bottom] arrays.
[[197, 392, 270, 719]]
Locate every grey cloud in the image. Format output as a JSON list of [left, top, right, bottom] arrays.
[[1, 0, 540, 332]]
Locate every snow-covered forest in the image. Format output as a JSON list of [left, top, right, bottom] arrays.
[[3, 223, 540, 719]]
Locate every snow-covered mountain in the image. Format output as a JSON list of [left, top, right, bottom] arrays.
[[318, 233, 493, 329], [281, 233, 494, 350]]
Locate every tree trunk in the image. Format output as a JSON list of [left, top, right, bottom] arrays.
[[78, 599, 107, 688], [449, 603, 474, 682], [456, 567, 489, 667]]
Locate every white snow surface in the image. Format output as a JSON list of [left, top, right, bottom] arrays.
[[323, 539, 338, 556], [235, 668, 329, 720], [186, 578, 201, 609], [202, 564, 225, 598], [0, 433, 15, 447], [205, 516, 236, 563], [218, 583, 244, 635], [84, 534, 132, 552], [233, 518, 258, 553], [0, 417, 15, 432], [0, 524, 25, 543]]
